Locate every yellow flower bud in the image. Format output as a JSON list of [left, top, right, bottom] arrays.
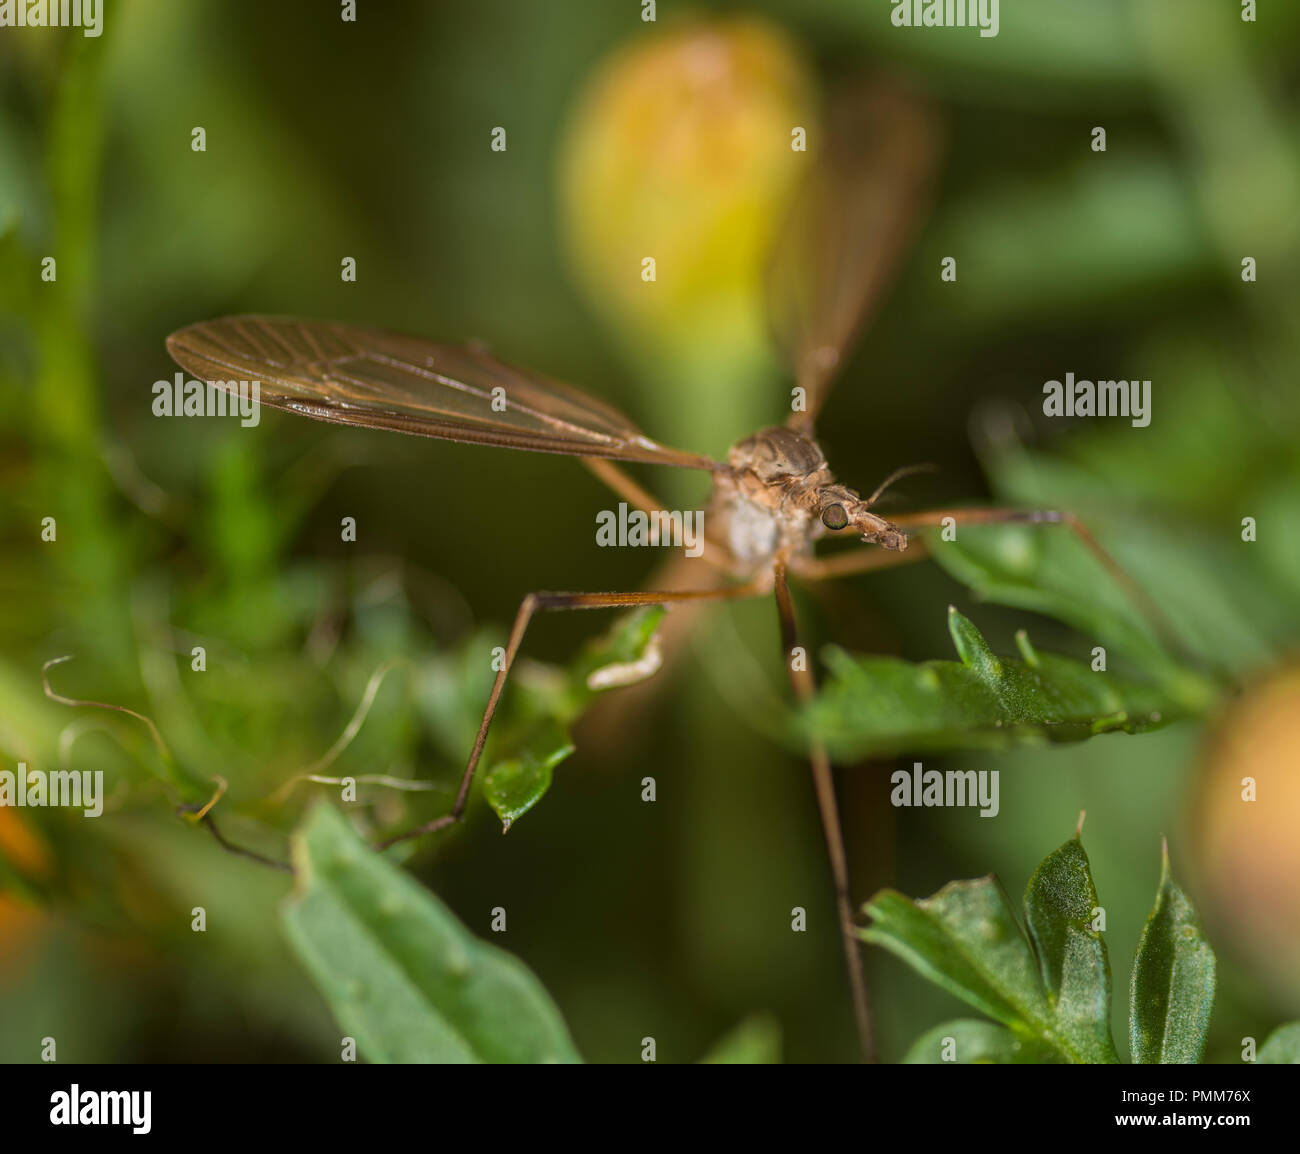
[[558, 18, 818, 370]]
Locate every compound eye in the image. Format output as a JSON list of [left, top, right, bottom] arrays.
[[821, 504, 849, 531]]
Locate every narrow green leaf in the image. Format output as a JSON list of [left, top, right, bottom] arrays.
[[1258, 1023, 1300, 1064], [483, 721, 574, 831], [1024, 836, 1120, 1063], [902, 1019, 1061, 1064], [699, 1014, 782, 1064], [803, 609, 1183, 760], [948, 604, 1002, 681], [861, 880, 1052, 1034], [281, 804, 581, 1063], [1129, 842, 1216, 1063]]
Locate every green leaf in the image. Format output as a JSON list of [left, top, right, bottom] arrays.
[[802, 607, 1185, 760], [416, 627, 500, 763], [929, 522, 1173, 675], [1129, 842, 1216, 1063], [483, 719, 574, 831], [565, 605, 667, 701], [699, 1014, 782, 1064], [281, 804, 581, 1063], [862, 880, 1051, 1034], [1024, 837, 1119, 1063], [942, 404, 1297, 681], [1258, 1023, 1300, 1064], [863, 833, 1123, 1062], [902, 1020, 1061, 1064], [479, 606, 665, 831]]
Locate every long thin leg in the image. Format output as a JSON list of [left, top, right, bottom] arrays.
[[794, 536, 930, 582], [581, 455, 736, 572], [375, 578, 772, 850], [581, 456, 662, 515], [576, 459, 726, 743], [886, 505, 1183, 653], [772, 559, 875, 1062]]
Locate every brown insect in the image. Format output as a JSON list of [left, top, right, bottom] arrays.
[[166, 80, 1160, 1061]]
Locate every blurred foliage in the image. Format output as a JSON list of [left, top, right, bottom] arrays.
[[697, 1013, 782, 1064], [282, 804, 581, 1063], [1258, 1023, 1300, 1064], [1, 0, 1299, 1064]]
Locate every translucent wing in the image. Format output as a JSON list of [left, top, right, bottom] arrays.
[[770, 78, 942, 435], [165, 316, 719, 470]]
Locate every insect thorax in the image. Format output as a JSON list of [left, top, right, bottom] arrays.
[[710, 427, 833, 567]]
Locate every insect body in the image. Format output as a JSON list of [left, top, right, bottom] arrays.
[[714, 426, 908, 572]]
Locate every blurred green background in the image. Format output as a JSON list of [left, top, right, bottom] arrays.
[[2, 0, 1299, 1063]]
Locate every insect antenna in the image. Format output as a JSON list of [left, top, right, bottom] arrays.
[[863, 462, 939, 508]]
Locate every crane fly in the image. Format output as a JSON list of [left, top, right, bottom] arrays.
[[166, 80, 1160, 1061]]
